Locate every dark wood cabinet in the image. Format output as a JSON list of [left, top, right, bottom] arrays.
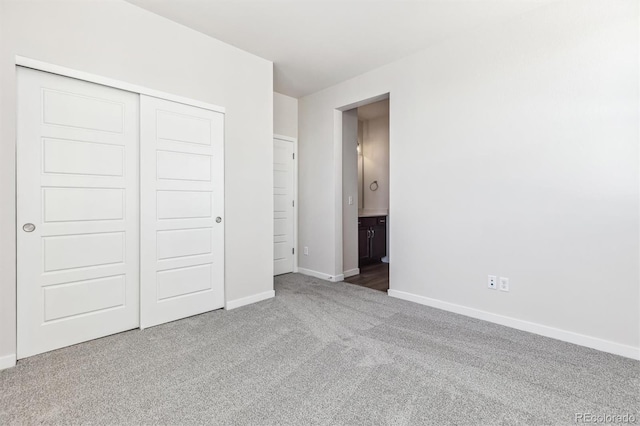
[[358, 216, 387, 266], [358, 226, 370, 264], [370, 223, 386, 259]]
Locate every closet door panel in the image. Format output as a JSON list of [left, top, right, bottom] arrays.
[[140, 95, 224, 328], [17, 67, 139, 359]]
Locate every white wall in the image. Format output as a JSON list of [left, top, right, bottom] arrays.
[[0, 0, 273, 364], [274, 92, 298, 138], [342, 109, 359, 275], [361, 116, 390, 212], [299, 0, 639, 356]]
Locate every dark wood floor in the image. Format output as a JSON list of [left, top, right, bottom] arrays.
[[344, 262, 389, 292]]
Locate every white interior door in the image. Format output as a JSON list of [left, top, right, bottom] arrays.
[[273, 138, 295, 275], [17, 67, 140, 359], [140, 95, 224, 328]]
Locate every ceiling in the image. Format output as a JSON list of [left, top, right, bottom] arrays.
[[126, 0, 555, 98]]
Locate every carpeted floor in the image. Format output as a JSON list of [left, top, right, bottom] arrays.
[[1, 273, 638, 425]]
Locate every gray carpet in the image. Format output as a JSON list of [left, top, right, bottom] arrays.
[[1, 273, 638, 425]]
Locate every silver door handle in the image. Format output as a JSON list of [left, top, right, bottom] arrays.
[[23, 223, 35, 232], [216, 217, 222, 223], [371, 229, 375, 238], [367, 229, 371, 238]]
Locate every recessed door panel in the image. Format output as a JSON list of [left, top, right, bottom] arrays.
[[156, 110, 212, 145], [43, 275, 126, 322], [43, 138, 124, 176], [43, 89, 125, 133], [157, 151, 211, 182], [141, 95, 224, 328], [157, 228, 212, 260], [157, 264, 212, 301], [157, 191, 212, 219], [43, 232, 124, 272], [43, 188, 124, 222], [17, 67, 139, 359]]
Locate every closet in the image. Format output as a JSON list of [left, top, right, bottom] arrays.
[[16, 66, 225, 359]]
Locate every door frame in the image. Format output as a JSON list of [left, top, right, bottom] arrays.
[[334, 92, 390, 282], [273, 134, 298, 274], [10, 56, 226, 367]]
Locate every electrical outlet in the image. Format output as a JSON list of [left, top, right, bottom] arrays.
[[499, 277, 509, 292], [348, 196, 353, 205], [488, 275, 497, 289], [303, 246, 309, 256]]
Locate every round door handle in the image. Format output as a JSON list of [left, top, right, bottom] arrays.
[[216, 217, 222, 223], [23, 223, 36, 232]]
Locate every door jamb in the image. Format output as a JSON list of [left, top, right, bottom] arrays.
[[334, 92, 390, 282]]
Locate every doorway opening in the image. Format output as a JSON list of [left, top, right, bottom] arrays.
[[341, 98, 390, 292]]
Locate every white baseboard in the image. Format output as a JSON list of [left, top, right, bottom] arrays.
[[0, 353, 16, 370], [388, 289, 640, 360], [298, 267, 344, 282], [343, 268, 360, 278], [225, 290, 275, 310]]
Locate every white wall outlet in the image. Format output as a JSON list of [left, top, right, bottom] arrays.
[[499, 277, 509, 292], [303, 246, 309, 256], [348, 196, 353, 205], [488, 275, 497, 289]]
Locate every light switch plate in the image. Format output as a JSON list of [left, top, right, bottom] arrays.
[[499, 277, 509, 292]]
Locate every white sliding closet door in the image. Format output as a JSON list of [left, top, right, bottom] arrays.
[[140, 95, 225, 328], [17, 67, 140, 358]]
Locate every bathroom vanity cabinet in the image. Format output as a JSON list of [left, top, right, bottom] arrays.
[[358, 216, 387, 266]]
